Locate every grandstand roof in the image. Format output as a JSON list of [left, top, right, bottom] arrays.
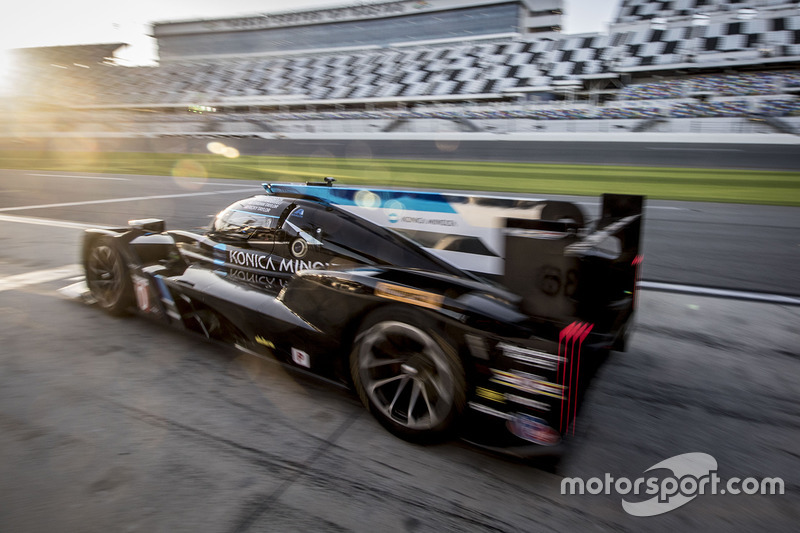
[[152, 0, 561, 30], [152, 0, 564, 60], [11, 43, 127, 66]]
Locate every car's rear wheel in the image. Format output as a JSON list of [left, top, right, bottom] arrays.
[[350, 307, 466, 441], [85, 237, 134, 316]]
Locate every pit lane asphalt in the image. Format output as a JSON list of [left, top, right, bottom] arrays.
[[0, 169, 798, 295], [0, 217, 798, 532]]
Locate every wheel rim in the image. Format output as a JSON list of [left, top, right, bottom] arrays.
[[357, 321, 456, 431], [86, 245, 125, 308]]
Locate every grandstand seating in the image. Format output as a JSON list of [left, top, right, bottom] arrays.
[[19, 29, 799, 109], [617, 71, 800, 100], [615, 0, 800, 24], [5, 1, 800, 131]]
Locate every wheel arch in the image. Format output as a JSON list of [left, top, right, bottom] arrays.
[[346, 302, 470, 441], [341, 301, 473, 389], [82, 228, 127, 266]]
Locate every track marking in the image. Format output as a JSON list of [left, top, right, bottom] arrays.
[[640, 281, 800, 306], [29, 173, 130, 181], [57, 280, 89, 300], [0, 188, 260, 213], [0, 264, 82, 292], [0, 214, 113, 230], [645, 148, 744, 152], [187, 181, 264, 188], [577, 202, 686, 211]]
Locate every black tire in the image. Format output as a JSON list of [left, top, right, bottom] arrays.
[[350, 306, 467, 442], [85, 236, 134, 316]]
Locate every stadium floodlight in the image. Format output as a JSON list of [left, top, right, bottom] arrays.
[[737, 8, 757, 20], [651, 18, 667, 31]]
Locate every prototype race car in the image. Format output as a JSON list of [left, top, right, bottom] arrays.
[[82, 179, 643, 455]]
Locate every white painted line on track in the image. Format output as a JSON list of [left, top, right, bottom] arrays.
[[29, 173, 130, 181], [0, 214, 114, 230], [640, 281, 800, 305], [58, 280, 89, 300], [187, 181, 264, 188], [645, 148, 744, 152], [577, 202, 686, 211], [0, 188, 259, 213], [0, 264, 83, 292]]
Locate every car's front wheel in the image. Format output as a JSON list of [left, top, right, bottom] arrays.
[[85, 236, 134, 316], [350, 307, 466, 442]]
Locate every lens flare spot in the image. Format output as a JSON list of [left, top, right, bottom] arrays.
[[171, 159, 207, 179], [435, 139, 460, 152], [355, 190, 381, 209], [384, 199, 405, 213], [346, 140, 373, 160], [384, 199, 405, 223], [222, 146, 240, 159], [207, 141, 226, 154]]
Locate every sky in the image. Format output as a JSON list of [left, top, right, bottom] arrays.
[[1, 0, 619, 65]]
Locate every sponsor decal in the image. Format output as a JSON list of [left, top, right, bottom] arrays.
[[227, 249, 328, 273], [245, 197, 285, 213], [278, 257, 328, 272], [507, 414, 561, 446], [133, 275, 151, 312], [506, 393, 550, 411], [468, 401, 511, 420], [490, 369, 564, 399], [498, 343, 563, 371], [291, 208, 304, 219], [224, 269, 289, 289], [505, 228, 567, 240], [475, 387, 505, 403], [374, 282, 444, 310], [291, 347, 311, 368], [398, 216, 457, 227], [229, 249, 276, 270], [255, 336, 275, 349], [387, 212, 399, 223], [290, 238, 309, 259]]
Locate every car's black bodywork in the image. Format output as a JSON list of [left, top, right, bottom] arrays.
[[82, 182, 644, 456]]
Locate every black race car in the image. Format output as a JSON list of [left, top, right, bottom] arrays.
[[82, 180, 643, 456]]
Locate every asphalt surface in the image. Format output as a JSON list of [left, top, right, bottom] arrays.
[[0, 221, 798, 532], [1, 167, 799, 532]]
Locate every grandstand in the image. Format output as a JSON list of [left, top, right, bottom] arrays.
[[3, 0, 800, 137]]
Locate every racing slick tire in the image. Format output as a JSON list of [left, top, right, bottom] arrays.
[[85, 236, 134, 316], [350, 306, 467, 442]]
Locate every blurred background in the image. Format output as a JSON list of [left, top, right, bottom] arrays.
[[2, 0, 799, 141]]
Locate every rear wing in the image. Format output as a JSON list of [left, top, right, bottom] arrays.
[[503, 194, 643, 348]]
